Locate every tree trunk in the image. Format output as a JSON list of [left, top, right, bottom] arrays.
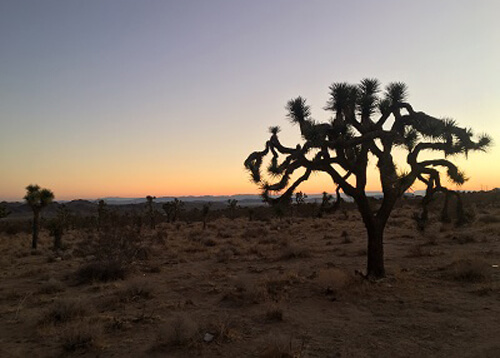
[[366, 224, 385, 278], [32, 210, 40, 249], [357, 196, 386, 279]]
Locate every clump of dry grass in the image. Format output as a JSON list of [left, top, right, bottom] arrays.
[[316, 268, 366, 298], [242, 226, 269, 239], [119, 278, 154, 301], [40, 298, 91, 325], [204, 313, 239, 343], [61, 322, 102, 353], [450, 257, 491, 282], [259, 333, 303, 358], [477, 214, 500, 224], [340, 230, 352, 244], [75, 260, 128, 283], [38, 277, 64, 294], [406, 244, 432, 258], [265, 304, 284, 322], [155, 314, 199, 349], [279, 240, 311, 260], [216, 248, 234, 263]]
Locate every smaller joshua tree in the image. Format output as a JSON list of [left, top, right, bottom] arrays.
[[24, 184, 54, 249], [163, 198, 184, 223], [146, 195, 156, 230], [0, 204, 10, 219], [202, 203, 211, 230], [227, 199, 238, 220], [97, 199, 109, 230], [48, 204, 71, 250]]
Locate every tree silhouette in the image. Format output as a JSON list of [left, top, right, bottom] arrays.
[[0, 204, 10, 219], [245, 79, 491, 278], [24, 184, 54, 249], [227, 199, 238, 220], [146, 195, 156, 229], [163, 198, 184, 223]]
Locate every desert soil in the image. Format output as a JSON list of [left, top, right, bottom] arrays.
[[0, 205, 499, 357]]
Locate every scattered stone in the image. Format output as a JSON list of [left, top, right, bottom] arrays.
[[204, 333, 214, 343]]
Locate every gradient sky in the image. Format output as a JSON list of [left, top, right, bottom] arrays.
[[1, 0, 499, 201]]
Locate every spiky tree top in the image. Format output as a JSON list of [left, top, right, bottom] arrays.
[[24, 184, 54, 212], [245, 79, 491, 209]]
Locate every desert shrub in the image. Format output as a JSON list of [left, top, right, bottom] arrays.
[[265, 305, 284, 322], [316, 268, 366, 298], [280, 242, 311, 260], [340, 230, 351, 244], [40, 298, 91, 325], [242, 226, 269, 239], [74, 227, 145, 283], [259, 333, 302, 358], [216, 248, 234, 263], [406, 244, 432, 258], [451, 233, 476, 244], [450, 257, 491, 282], [61, 323, 101, 353], [204, 314, 239, 343], [38, 277, 64, 294], [477, 214, 500, 224], [187, 229, 204, 242], [120, 278, 154, 301], [75, 260, 127, 283], [156, 314, 199, 349]]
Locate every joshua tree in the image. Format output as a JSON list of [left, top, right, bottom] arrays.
[[202, 203, 211, 230], [0, 204, 10, 219], [227, 199, 238, 220], [146, 195, 156, 229], [97, 199, 108, 229], [24, 184, 54, 249], [163, 198, 184, 223], [48, 204, 71, 250], [245, 79, 491, 278]]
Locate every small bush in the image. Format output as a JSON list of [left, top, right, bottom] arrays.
[[62, 323, 101, 353], [340, 230, 352, 244], [265, 305, 284, 322], [477, 214, 500, 224], [40, 298, 91, 325], [280, 243, 310, 260], [216, 248, 233, 263], [38, 278, 64, 294], [451, 257, 491, 282], [75, 260, 127, 284], [406, 244, 432, 258], [156, 314, 199, 349], [260, 333, 301, 358], [120, 278, 154, 301]]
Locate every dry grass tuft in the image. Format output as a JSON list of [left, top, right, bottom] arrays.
[[450, 257, 491, 282], [119, 278, 154, 301], [259, 333, 303, 358], [40, 298, 91, 325], [155, 314, 199, 349], [61, 322, 101, 353], [38, 277, 65, 294]]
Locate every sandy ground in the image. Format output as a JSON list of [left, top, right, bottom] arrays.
[[0, 205, 499, 357]]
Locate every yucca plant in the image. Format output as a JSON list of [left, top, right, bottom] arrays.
[[146, 195, 156, 229], [162, 198, 184, 223], [245, 79, 491, 278], [0, 204, 10, 219], [24, 184, 54, 249]]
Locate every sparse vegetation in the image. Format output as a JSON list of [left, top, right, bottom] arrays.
[[0, 196, 498, 357]]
